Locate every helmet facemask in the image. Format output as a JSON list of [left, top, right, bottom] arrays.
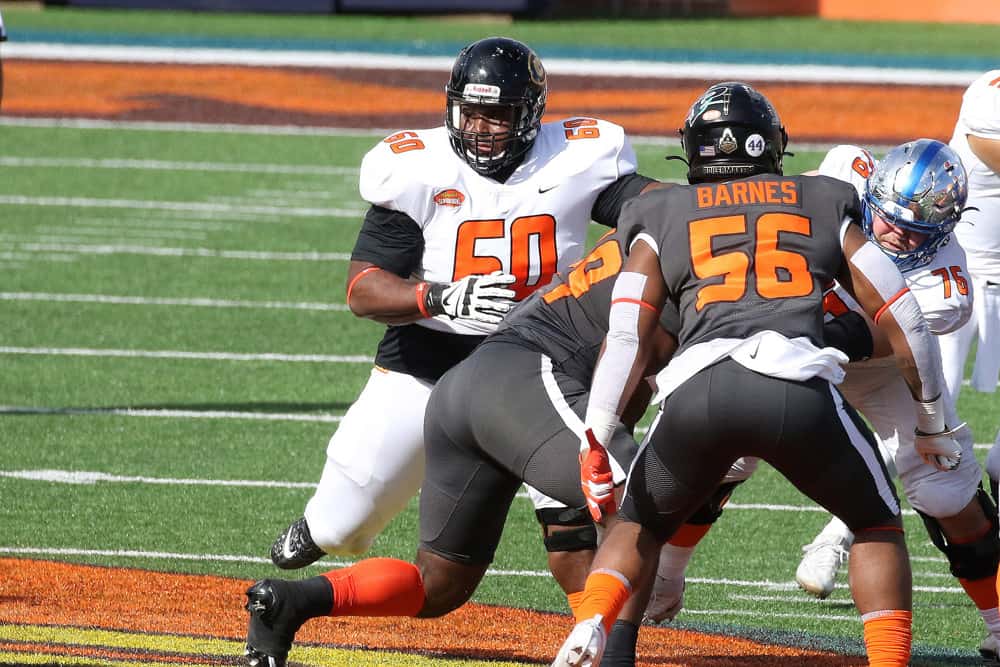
[[444, 37, 546, 179]]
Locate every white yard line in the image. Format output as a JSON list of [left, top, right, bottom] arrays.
[[0, 194, 363, 218], [0, 346, 372, 363], [0, 545, 967, 595], [0, 156, 359, 175], [13, 243, 351, 261], [0, 291, 349, 311], [0, 407, 343, 422]]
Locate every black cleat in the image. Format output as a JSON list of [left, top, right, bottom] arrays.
[[270, 517, 326, 570], [244, 579, 309, 667]]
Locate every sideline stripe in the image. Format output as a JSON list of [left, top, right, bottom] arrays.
[[0, 291, 350, 311], [0, 469, 321, 487], [0, 155, 359, 175], [0, 194, 363, 218], [3, 43, 984, 86], [0, 346, 372, 363], [12, 243, 352, 261]]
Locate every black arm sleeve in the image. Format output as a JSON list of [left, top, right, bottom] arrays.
[[350, 205, 424, 278], [823, 310, 873, 363], [590, 173, 658, 227]]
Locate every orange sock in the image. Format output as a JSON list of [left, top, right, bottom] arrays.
[[668, 522, 713, 548], [322, 558, 425, 617], [573, 570, 632, 634], [960, 575, 1000, 611], [862, 609, 911, 667], [566, 590, 585, 616]]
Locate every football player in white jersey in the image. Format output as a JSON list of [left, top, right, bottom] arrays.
[[264, 35, 658, 664], [941, 71, 1000, 519], [642, 141, 1000, 662]]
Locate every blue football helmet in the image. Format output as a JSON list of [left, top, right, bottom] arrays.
[[862, 139, 968, 272]]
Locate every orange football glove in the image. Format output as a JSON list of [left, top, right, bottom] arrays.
[[580, 428, 617, 523]]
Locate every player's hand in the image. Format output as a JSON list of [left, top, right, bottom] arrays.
[[551, 614, 607, 667], [580, 428, 616, 523], [424, 271, 516, 324], [914, 424, 965, 472]]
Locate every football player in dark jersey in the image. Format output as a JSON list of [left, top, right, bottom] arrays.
[[552, 83, 964, 667], [239, 82, 882, 667]]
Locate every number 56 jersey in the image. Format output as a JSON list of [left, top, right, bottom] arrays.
[[359, 117, 638, 336]]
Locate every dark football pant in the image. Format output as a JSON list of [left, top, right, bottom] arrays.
[[621, 358, 901, 542], [420, 339, 638, 565]]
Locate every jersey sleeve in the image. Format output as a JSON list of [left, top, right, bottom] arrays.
[[350, 205, 425, 278], [960, 71, 1000, 139], [817, 144, 876, 198], [903, 236, 974, 335], [590, 173, 658, 227], [358, 130, 454, 228]]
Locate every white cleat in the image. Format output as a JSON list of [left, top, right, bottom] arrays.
[[551, 615, 607, 667], [645, 574, 685, 623], [795, 537, 849, 599]]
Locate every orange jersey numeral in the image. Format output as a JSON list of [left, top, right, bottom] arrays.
[[931, 265, 970, 299], [689, 213, 813, 311], [564, 118, 601, 141], [453, 215, 558, 300], [384, 131, 425, 154], [543, 231, 623, 304]]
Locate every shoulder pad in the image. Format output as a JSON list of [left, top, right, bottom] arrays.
[[818, 145, 876, 197], [358, 128, 459, 224]]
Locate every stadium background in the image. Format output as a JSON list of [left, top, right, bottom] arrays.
[[1, 2, 999, 665]]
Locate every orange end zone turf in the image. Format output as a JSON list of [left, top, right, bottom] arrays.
[[0, 558, 864, 666]]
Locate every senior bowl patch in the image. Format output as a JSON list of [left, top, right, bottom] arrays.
[[434, 189, 466, 207]]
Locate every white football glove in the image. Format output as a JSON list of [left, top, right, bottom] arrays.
[[423, 271, 516, 324], [551, 615, 606, 667], [914, 396, 963, 472], [915, 424, 964, 472]]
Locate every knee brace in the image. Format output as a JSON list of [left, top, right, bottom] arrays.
[[686, 480, 744, 525], [918, 486, 1000, 580], [535, 506, 597, 553]]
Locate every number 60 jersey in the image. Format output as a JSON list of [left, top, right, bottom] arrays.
[[357, 117, 639, 340]]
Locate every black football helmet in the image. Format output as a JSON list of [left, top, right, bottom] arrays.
[[680, 81, 788, 184], [445, 36, 547, 177]]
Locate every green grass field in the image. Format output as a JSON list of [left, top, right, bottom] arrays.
[[1, 119, 998, 665]]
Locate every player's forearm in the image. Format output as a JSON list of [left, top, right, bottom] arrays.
[[345, 264, 428, 324]]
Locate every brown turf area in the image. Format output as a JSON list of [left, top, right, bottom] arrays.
[[0, 558, 868, 665], [4, 60, 963, 144]]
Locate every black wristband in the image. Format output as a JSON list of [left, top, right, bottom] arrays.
[[423, 282, 448, 317]]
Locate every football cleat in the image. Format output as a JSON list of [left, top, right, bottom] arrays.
[[244, 579, 309, 667], [270, 517, 326, 570], [795, 536, 849, 599], [551, 615, 607, 667], [644, 574, 685, 623], [981, 634, 1000, 664]]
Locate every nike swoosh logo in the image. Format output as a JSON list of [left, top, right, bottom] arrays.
[[748, 340, 761, 359], [538, 184, 559, 194], [281, 529, 296, 559]]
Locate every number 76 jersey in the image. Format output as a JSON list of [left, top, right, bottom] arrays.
[[359, 118, 638, 336]]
